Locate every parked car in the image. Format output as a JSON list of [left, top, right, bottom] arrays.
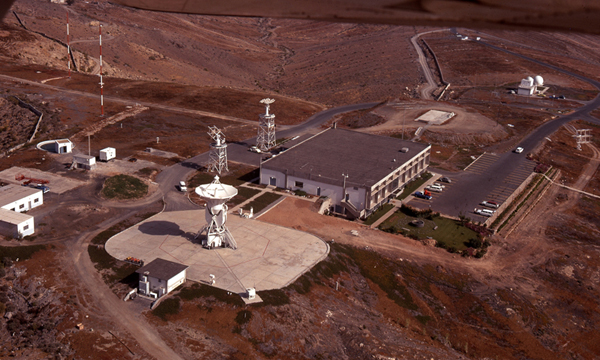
[[481, 200, 500, 209], [474, 208, 495, 217], [514, 147, 524, 153], [33, 184, 50, 193], [433, 183, 446, 188], [426, 185, 442, 193], [439, 177, 451, 183], [428, 184, 444, 191], [414, 191, 432, 200], [179, 181, 187, 192], [248, 146, 262, 153]]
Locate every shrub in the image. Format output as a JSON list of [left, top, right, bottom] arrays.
[[152, 297, 180, 321], [234, 310, 252, 325]]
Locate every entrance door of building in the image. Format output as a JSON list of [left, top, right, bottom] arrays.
[[317, 187, 321, 196], [269, 177, 277, 186]]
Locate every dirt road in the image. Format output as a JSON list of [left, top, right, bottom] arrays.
[[410, 29, 447, 100]]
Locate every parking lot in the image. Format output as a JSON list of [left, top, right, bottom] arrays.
[[406, 153, 536, 221]]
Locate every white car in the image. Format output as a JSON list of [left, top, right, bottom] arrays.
[[428, 184, 444, 191], [474, 208, 495, 217], [426, 185, 442, 193], [514, 147, 524, 153], [179, 181, 187, 192], [249, 146, 262, 153]]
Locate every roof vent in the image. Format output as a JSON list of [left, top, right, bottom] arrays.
[[400, 147, 409, 153]]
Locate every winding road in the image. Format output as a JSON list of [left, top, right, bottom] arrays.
[[2, 27, 600, 359]]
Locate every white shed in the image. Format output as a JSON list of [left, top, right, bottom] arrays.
[[0, 185, 43, 213], [0, 208, 34, 238], [136, 258, 188, 299], [73, 154, 97, 170], [54, 139, 73, 154], [99, 147, 116, 161]]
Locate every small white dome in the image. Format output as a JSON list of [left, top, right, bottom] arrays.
[[527, 76, 534, 82], [534, 75, 544, 86]]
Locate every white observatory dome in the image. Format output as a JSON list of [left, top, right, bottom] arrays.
[[534, 75, 544, 86], [527, 76, 534, 82]]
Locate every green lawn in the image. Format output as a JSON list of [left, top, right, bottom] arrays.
[[379, 211, 478, 251], [397, 172, 432, 200], [363, 203, 395, 225], [227, 187, 261, 207], [102, 175, 148, 199], [243, 192, 282, 213]]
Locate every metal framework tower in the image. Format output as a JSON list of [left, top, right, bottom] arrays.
[[207, 126, 228, 174], [573, 129, 592, 151], [257, 98, 276, 151]]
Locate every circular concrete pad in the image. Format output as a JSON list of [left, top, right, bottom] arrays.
[[105, 210, 329, 294]]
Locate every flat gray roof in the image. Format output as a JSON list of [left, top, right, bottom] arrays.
[[0, 185, 42, 208], [262, 128, 430, 188], [0, 208, 33, 225], [136, 258, 188, 281]]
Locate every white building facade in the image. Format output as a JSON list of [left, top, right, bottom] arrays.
[[136, 258, 188, 299], [260, 128, 431, 219], [0, 185, 43, 213]]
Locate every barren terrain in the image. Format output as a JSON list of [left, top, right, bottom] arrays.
[[0, 0, 600, 359]]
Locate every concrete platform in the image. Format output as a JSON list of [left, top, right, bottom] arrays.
[[105, 210, 329, 295], [416, 110, 455, 125], [0, 166, 84, 194]]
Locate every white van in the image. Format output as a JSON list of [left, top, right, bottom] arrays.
[[179, 181, 187, 192]]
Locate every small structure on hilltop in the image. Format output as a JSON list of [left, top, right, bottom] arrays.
[[207, 126, 228, 174], [136, 258, 188, 299], [517, 75, 546, 96], [195, 175, 238, 249], [257, 98, 276, 152], [99, 147, 116, 161], [54, 139, 73, 154], [72, 154, 96, 170]]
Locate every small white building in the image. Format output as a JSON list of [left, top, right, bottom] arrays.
[[0, 209, 34, 238], [0, 185, 42, 239], [518, 76, 535, 95], [0, 184, 43, 213], [99, 147, 116, 161], [136, 258, 188, 299], [54, 139, 73, 154], [73, 154, 96, 170]]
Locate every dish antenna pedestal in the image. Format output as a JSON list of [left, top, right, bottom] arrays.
[[207, 126, 228, 174], [257, 98, 276, 152], [195, 176, 238, 249]]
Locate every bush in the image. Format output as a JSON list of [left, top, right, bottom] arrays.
[[234, 310, 252, 325], [152, 297, 180, 321], [465, 238, 482, 249], [102, 175, 148, 199]]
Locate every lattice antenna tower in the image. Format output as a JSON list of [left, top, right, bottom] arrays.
[[573, 129, 592, 151], [257, 98, 276, 151], [207, 126, 228, 174]]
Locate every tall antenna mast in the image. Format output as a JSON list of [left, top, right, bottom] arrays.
[[99, 24, 104, 117], [573, 129, 592, 151], [66, 11, 71, 78], [257, 98, 276, 151], [207, 126, 228, 174]]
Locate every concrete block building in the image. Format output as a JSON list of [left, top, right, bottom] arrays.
[[0, 185, 43, 238], [260, 128, 431, 219], [136, 258, 188, 298]]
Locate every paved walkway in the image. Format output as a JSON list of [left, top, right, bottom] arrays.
[[369, 172, 440, 229]]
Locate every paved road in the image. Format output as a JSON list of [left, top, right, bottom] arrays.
[[413, 34, 600, 218], [410, 29, 448, 100], [155, 102, 380, 190]]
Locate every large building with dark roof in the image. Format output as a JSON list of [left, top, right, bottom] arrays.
[[260, 127, 431, 218]]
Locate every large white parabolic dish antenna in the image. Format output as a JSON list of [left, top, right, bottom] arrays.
[[195, 175, 238, 249]]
